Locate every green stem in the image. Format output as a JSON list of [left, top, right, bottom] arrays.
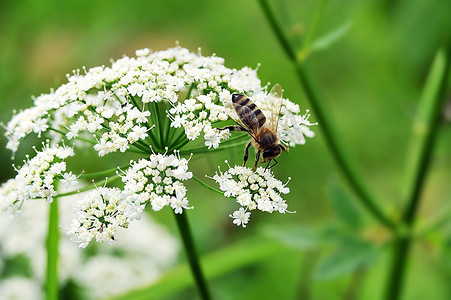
[[258, 0, 396, 231], [179, 140, 248, 156], [55, 174, 121, 198], [193, 176, 224, 196], [146, 102, 162, 150], [163, 102, 172, 147], [46, 198, 59, 300], [153, 102, 165, 149], [385, 48, 450, 300], [129, 94, 140, 109], [258, 0, 296, 60], [79, 163, 130, 180], [173, 212, 211, 300], [170, 133, 190, 152], [48, 127, 95, 145]]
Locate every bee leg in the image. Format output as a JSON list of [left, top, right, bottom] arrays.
[[264, 159, 278, 172], [218, 125, 248, 132], [268, 158, 278, 170], [252, 150, 261, 171], [243, 141, 252, 167], [280, 144, 288, 152]]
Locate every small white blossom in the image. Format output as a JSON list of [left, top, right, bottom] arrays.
[[59, 172, 80, 188], [229, 208, 251, 227]]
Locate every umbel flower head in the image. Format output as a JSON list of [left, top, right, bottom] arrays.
[[0, 45, 315, 246]]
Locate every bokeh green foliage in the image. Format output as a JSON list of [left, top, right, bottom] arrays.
[[1, 0, 451, 299]]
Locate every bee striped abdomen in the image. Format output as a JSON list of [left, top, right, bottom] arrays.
[[232, 94, 266, 129]]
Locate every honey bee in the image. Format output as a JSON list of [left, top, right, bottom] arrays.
[[219, 84, 288, 171]]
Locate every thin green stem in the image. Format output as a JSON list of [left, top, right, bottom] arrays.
[[193, 176, 224, 196], [129, 94, 141, 109], [179, 140, 248, 156], [48, 127, 95, 145], [170, 133, 190, 152], [79, 163, 130, 180], [146, 101, 163, 150], [153, 102, 165, 149], [163, 103, 172, 147], [258, 0, 296, 60], [173, 212, 211, 300], [46, 198, 59, 300], [218, 133, 250, 145], [258, 0, 396, 231], [55, 174, 121, 199], [385, 47, 450, 300]]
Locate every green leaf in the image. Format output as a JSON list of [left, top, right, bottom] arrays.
[[260, 224, 328, 250], [403, 48, 449, 218], [329, 184, 362, 230], [311, 21, 352, 51], [107, 237, 285, 300], [314, 238, 379, 280], [298, 21, 352, 60]]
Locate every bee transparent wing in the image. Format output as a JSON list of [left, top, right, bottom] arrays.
[[268, 83, 284, 131], [223, 99, 245, 126], [223, 99, 237, 120]]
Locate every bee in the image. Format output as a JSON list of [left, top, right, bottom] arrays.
[[219, 84, 288, 171]]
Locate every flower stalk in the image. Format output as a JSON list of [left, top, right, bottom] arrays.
[[173, 212, 211, 300], [46, 197, 59, 300]]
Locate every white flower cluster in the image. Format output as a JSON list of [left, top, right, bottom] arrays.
[[68, 187, 145, 248], [0, 144, 74, 215], [0, 192, 179, 298], [4, 46, 314, 155], [0, 45, 311, 250], [121, 152, 193, 214], [212, 165, 290, 227]]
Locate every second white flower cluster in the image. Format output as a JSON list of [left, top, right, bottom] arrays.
[[212, 164, 291, 227]]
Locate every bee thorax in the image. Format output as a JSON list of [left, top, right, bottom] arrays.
[[257, 128, 278, 147]]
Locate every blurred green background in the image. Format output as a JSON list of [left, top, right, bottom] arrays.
[[1, 0, 451, 299]]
